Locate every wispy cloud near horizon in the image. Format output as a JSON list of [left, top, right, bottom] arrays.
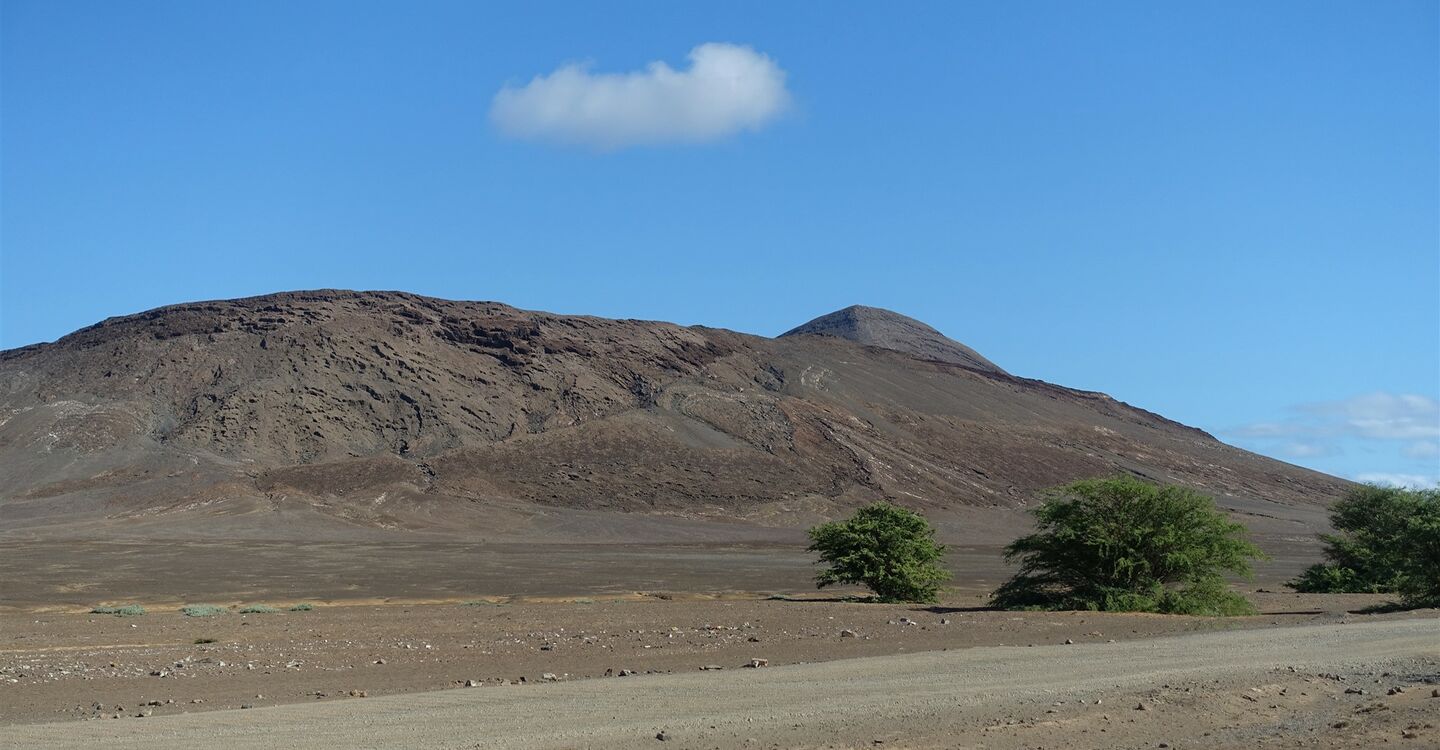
[[490, 43, 791, 150], [1227, 392, 1440, 488]]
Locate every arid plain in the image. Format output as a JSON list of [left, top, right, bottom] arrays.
[[2, 292, 1435, 747]]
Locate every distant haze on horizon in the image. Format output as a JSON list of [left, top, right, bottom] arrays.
[[2, 1, 1436, 487]]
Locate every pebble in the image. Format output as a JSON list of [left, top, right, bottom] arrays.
[[747, 658, 768, 668], [839, 629, 858, 638], [655, 730, 671, 741]]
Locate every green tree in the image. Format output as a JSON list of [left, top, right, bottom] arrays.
[[807, 501, 950, 603], [1290, 484, 1440, 608], [991, 476, 1264, 616]]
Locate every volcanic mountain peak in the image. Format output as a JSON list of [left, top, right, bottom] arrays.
[[0, 290, 1346, 543], [780, 305, 1005, 374]]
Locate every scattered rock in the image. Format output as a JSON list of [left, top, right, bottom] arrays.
[[839, 629, 858, 638], [464, 680, 479, 688], [1388, 687, 1404, 695], [348, 690, 367, 698], [542, 673, 559, 682], [700, 665, 724, 671], [1332, 721, 1349, 729], [618, 669, 637, 677], [1135, 703, 1149, 711], [1345, 687, 1367, 695], [656, 730, 671, 741], [746, 659, 769, 668], [1064, 639, 1074, 645]]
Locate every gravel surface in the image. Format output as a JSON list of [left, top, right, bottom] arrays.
[[10, 617, 1438, 749]]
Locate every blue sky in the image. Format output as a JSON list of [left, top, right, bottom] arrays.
[[2, 1, 1437, 486]]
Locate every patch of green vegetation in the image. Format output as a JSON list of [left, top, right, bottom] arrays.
[[180, 604, 227, 617], [461, 600, 507, 607], [808, 501, 950, 604], [287, 603, 315, 612], [91, 604, 146, 616], [1290, 485, 1439, 609], [991, 476, 1264, 616], [237, 604, 280, 614], [571, 598, 595, 604]]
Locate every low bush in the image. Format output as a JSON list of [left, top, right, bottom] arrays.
[[180, 604, 227, 617], [92, 604, 146, 617], [288, 603, 315, 612]]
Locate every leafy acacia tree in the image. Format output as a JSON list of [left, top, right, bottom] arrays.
[[1290, 484, 1439, 608], [991, 476, 1264, 615], [807, 501, 950, 603]]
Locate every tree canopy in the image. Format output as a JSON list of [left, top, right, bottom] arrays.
[[991, 476, 1263, 615], [807, 501, 950, 603], [1290, 484, 1439, 609]]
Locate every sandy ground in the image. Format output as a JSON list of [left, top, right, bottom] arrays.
[[8, 617, 1437, 749], [0, 535, 1327, 607], [3, 536, 1432, 747]]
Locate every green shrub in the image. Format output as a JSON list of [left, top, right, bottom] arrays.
[[991, 476, 1264, 615], [180, 604, 227, 617], [288, 603, 315, 612], [237, 604, 279, 614], [92, 604, 146, 617], [1290, 485, 1440, 608], [807, 501, 950, 603]]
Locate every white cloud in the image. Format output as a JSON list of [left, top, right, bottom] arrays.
[[490, 43, 791, 150], [1405, 440, 1440, 459], [1227, 392, 1439, 483], [1299, 392, 1440, 440], [1228, 392, 1440, 442], [1278, 441, 1336, 459], [1353, 472, 1440, 489]]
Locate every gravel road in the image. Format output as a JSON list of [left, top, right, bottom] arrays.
[[12, 618, 1438, 749]]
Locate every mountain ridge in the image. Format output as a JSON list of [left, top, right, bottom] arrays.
[[0, 289, 1343, 542]]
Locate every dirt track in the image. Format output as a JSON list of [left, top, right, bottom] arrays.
[[12, 618, 1438, 749]]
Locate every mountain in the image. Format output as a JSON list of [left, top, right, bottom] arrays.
[[781, 305, 1005, 374], [0, 290, 1344, 542]]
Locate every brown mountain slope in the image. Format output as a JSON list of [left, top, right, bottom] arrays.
[[781, 304, 1006, 374], [0, 290, 1344, 543]]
